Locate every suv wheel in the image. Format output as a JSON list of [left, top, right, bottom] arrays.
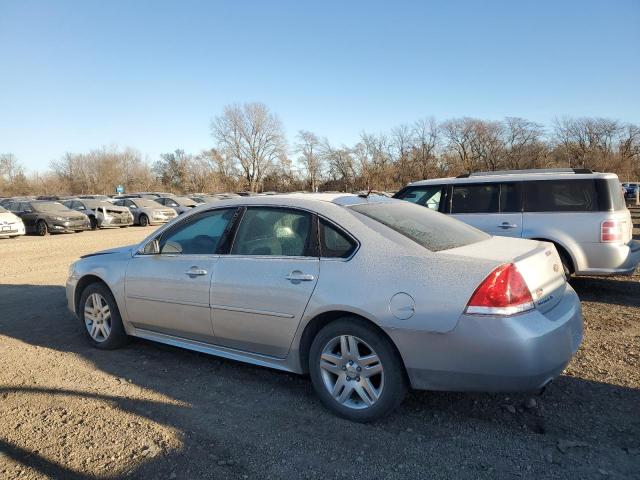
[[308, 317, 407, 422], [36, 220, 48, 236], [78, 283, 128, 349]]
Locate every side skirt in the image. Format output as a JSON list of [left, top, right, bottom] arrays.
[[131, 328, 301, 373]]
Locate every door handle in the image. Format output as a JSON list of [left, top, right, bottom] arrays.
[[185, 267, 208, 276], [285, 271, 315, 282], [498, 222, 518, 229]]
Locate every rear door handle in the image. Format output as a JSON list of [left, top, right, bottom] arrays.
[[498, 222, 518, 229], [185, 267, 208, 276], [285, 271, 315, 282]]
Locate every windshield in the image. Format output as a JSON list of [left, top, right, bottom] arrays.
[[350, 201, 489, 252], [133, 199, 161, 208], [175, 197, 197, 206], [33, 202, 68, 212]]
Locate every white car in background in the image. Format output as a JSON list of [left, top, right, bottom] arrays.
[[0, 205, 26, 238]]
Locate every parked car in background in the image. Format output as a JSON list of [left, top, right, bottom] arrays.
[[394, 168, 639, 276], [6, 200, 90, 235], [623, 183, 639, 202], [66, 194, 582, 421], [77, 194, 113, 202], [111, 198, 177, 226], [188, 194, 219, 204], [155, 196, 198, 214], [63, 199, 134, 230], [0, 205, 26, 238]]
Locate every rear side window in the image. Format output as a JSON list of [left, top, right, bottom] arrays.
[[451, 184, 499, 213], [319, 219, 356, 258], [350, 201, 489, 252], [524, 180, 599, 212], [605, 179, 626, 211], [231, 207, 312, 256], [396, 186, 442, 211]]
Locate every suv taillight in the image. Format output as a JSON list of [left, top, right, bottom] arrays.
[[601, 219, 623, 243], [465, 263, 534, 316]]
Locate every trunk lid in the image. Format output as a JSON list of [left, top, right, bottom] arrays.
[[441, 236, 567, 315]]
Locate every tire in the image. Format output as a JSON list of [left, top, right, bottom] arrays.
[[78, 282, 129, 350], [89, 216, 98, 230], [139, 214, 149, 227], [308, 317, 407, 422], [557, 248, 574, 277], [36, 220, 48, 236]]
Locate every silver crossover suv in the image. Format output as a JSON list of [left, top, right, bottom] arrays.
[[395, 168, 640, 276], [67, 194, 583, 421]]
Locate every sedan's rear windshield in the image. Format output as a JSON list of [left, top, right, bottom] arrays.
[[350, 201, 489, 252]]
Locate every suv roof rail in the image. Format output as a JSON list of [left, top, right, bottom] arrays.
[[456, 168, 594, 178]]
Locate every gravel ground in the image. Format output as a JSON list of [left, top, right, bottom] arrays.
[[0, 214, 639, 480]]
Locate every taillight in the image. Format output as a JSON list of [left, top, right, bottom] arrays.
[[465, 263, 534, 316], [601, 219, 623, 243]]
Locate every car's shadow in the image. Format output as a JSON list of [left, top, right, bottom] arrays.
[[0, 284, 638, 479], [570, 276, 640, 307]]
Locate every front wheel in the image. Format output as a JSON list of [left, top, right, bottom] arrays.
[[308, 318, 407, 422], [139, 214, 149, 227], [78, 283, 128, 349], [89, 216, 98, 230], [36, 220, 48, 236]]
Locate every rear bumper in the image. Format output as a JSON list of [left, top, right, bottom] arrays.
[[575, 240, 640, 276], [393, 286, 583, 392]]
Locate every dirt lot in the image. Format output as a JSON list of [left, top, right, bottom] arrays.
[[1, 214, 639, 480]]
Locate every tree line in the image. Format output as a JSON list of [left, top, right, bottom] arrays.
[[1, 102, 639, 197]]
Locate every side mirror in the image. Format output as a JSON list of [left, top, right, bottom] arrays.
[[141, 239, 160, 255]]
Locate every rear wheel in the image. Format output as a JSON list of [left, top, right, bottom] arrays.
[[36, 220, 48, 236], [308, 318, 407, 422], [139, 214, 149, 227], [79, 283, 128, 349]]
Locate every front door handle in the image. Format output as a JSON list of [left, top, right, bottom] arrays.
[[498, 222, 518, 229], [185, 266, 208, 276], [285, 271, 315, 282]]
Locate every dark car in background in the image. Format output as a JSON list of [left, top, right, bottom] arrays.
[[6, 200, 90, 235], [63, 199, 134, 230]]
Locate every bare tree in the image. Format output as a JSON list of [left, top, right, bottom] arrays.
[[295, 130, 323, 192], [211, 103, 287, 192]]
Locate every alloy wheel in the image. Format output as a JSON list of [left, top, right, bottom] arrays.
[[319, 335, 384, 409], [84, 293, 112, 342]]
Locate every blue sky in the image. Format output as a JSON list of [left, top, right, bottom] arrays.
[[1, 0, 639, 171]]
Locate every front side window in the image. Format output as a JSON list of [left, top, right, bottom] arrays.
[[320, 219, 356, 258], [159, 208, 235, 255], [397, 186, 442, 211], [231, 208, 311, 256], [451, 184, 499, 214], [350, 201, 489, 252]]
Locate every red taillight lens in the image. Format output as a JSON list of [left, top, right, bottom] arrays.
[[465, 263, 534, 316], [601, 219, 622, 243]]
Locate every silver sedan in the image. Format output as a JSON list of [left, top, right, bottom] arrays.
[[66, 194, 583, 421]]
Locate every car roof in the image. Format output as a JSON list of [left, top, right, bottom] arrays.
[[407, 171, 618, 186]]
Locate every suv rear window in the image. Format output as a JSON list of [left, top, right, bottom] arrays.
[[350, 201, 489, 252]]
